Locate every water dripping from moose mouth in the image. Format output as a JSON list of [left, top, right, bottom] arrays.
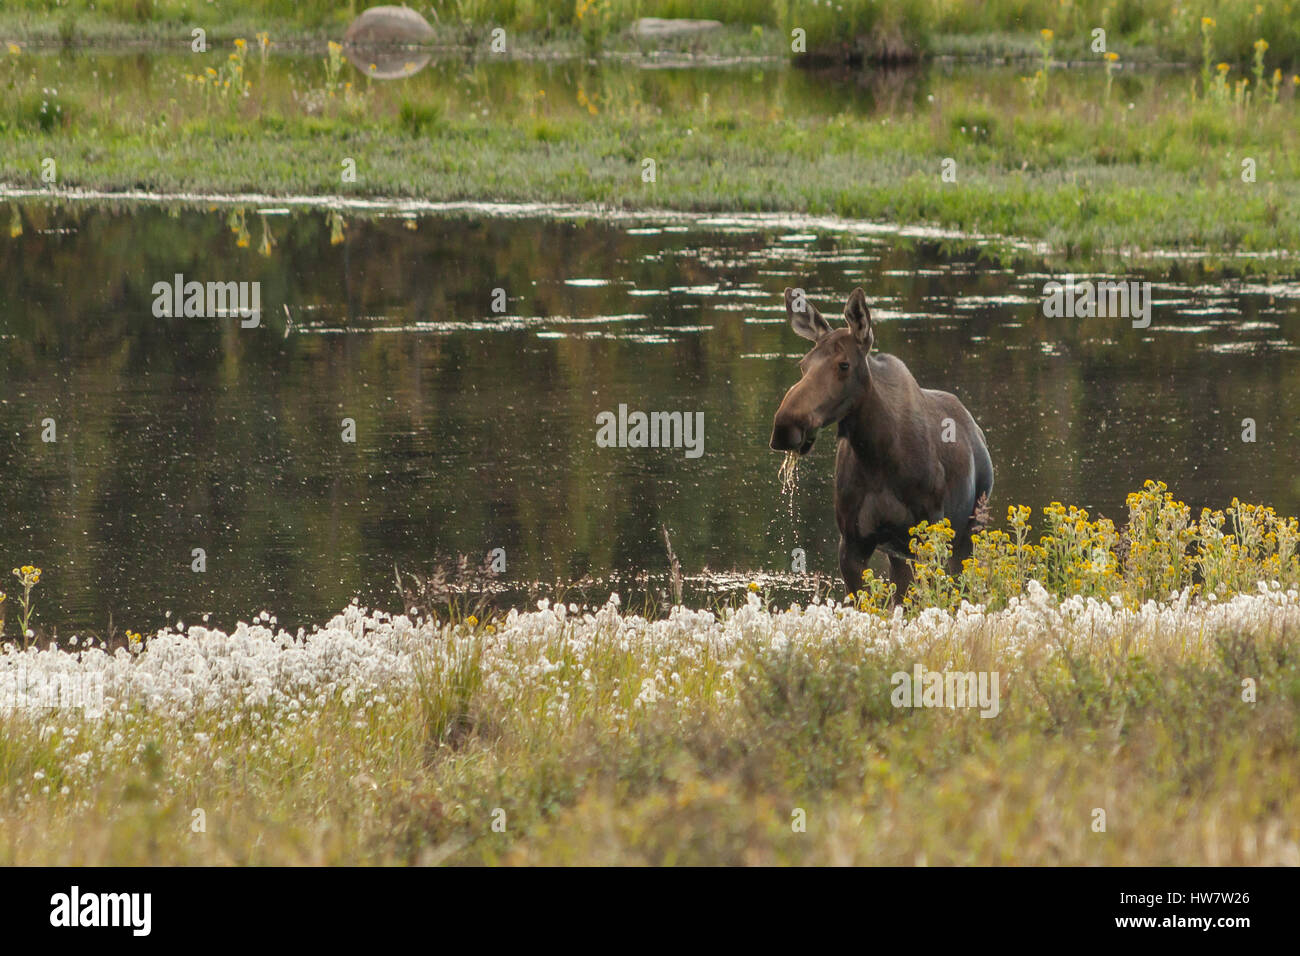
[[778, 450, 802, 528]]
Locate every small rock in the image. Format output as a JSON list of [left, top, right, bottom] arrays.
[[631, 17, 723, 40], [343, 5, 435, 47]]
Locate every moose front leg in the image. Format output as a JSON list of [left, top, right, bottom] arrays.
[[838, 534, 875, 597], [948, 530, 974, 577], [888, 555, 913, 605], [947, 492, 988, 575]]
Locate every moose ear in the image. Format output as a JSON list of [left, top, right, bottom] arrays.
[[844, 287, 874, 350], [785, 287, 832, 342]]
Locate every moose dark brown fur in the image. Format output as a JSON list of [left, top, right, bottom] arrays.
[[769, 286, 993, 599]]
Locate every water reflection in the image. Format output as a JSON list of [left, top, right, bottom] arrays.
[[343, 48, 432, 79], [6, 44, 1168, 133]]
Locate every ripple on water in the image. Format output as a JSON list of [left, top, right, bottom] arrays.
[[295, 313, 650, 335], [1205, 340, 1299, 353]]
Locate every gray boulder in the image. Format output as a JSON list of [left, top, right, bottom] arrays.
[[343, 5, 435, 47]]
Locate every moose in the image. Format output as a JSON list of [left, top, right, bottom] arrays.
[[769, 287, 993, 600]]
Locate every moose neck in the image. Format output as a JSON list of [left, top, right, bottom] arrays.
[[837, 362, 898, 466]]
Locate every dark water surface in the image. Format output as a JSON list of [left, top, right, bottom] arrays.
[[1, 202, 1298, 634]]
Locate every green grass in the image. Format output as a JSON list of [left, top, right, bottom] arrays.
[[2, 591, 1297, 864]]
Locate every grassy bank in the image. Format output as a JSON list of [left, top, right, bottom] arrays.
[[2, 34, 1299, 272], [2, 483, 1299, 864]]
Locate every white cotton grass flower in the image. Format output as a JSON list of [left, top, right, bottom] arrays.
[[0, 587, 1297, 788]]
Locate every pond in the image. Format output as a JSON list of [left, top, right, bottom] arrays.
[[2, 199, 1297, 635]]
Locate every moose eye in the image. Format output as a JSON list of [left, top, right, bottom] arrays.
[[838, 361, 850, 372]]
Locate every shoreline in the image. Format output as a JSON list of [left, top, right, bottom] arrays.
[[6, 184, 1297, 275]]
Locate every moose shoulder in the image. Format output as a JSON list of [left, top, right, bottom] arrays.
[[769, 286, 993, 599]]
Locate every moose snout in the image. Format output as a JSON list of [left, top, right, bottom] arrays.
[[771, 383, 820, 454], [770, 420, 806, 452], [770, 414, 817, 455]]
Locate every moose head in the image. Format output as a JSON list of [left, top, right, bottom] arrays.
[[769, 286, 875, 456]]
